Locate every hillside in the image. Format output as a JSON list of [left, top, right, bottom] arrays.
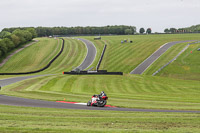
[[1, 35, 200, 132], [157, 42, 200, 80], [0, 38, 61, 73], [0, 38, 87, 74], [0, 34, 200, 110], [82, 34, 200, 74]]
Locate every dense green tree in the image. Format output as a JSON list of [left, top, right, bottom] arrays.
[[124, 29, 133, 35], [178, 24, 200, 33], [23, 30, 32, 41], [0, 40, 8, 55], [12, 29, 26, 44], [2, 25, 137, 37], [146, 28, 152, 34], [26, 28, 37, 38], [169, 28, 177, 33], [11, 34, 20, 47], [139, 28, 145, 34], [164, 28, 170, 33], [0, 31, 11, 39], [0, 28, 36, 57], [2, 38, 15, 50]]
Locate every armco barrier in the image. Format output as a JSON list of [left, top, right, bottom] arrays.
[[0, 38, 65, 75], [96, 44, 107, 71]]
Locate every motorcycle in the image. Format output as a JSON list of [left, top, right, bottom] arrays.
[[87, 94, 108, 107]]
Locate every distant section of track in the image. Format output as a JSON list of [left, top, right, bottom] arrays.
[[76, 38, 96, 70], [130, 40, 196, 74]]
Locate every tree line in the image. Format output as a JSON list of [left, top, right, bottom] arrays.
[[0, 28, 37, 58], [164, 24, 200, 33], [139, 28, 152, 34], [2, 25, 136, 37], [0, 25, 136, 58]]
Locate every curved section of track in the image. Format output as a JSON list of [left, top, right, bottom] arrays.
[[130, 40, 196, 74], [0, 95, 200, 113], [76, 38, 96, 70]]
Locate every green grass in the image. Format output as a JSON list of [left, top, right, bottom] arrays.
[[157, 42, 200, 80], [1, 34, 200, 132], [0, 40, 34, 63], [1, 35, 200, 111], [0, 37, 87, 76], [143, 42, 191, 75], [0, 104, 200, 133], [0, 38, 61, 73], [81, 34, 200, 73], [40, 38, 87, 74], [2, 74, 200, 110]]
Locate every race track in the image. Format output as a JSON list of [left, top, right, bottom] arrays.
[[75, 38, 96, 70], [130, 40, 196, 74], [0, 39, 199, 113], [1, 95, 200, 113]]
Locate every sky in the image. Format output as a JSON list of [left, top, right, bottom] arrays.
[[0, 0, 200, 33]]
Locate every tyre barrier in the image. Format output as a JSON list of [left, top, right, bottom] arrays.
[[63, 70, 123, 75], [0, 38, 65, 75]]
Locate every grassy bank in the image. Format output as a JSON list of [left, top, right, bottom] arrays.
[[157, 42, 200, 80], [0, 38, 61, 73], [143, 42, 191, 75], [0, 37, 87, 76], [81, 34, 200, 73]]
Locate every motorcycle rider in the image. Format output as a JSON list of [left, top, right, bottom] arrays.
[[97, 91, 106, 101], [92, 91, 106, 100], [100, 91, 106, 97], [88, 91, 107, 106]]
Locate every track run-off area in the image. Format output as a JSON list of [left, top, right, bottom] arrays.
[[0, 37, 200, 113]]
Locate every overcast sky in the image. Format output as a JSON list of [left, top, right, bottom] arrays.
[[0, 0, 199, 32]]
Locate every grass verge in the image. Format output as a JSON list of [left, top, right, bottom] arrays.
[[0, 104, 200, 133]]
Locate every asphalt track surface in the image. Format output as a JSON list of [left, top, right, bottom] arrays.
[[1, 95, 200, 113], [130, 40, 196, 74], [75, 38, 96, 70], [0, 75, 52, 87], [0, 39, 200, 113]]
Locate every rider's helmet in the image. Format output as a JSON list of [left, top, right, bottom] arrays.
[[100, 91, 105, 96]]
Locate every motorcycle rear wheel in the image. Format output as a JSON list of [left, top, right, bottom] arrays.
[[97, 100, 107, 107], [87, 101, 91, 106]]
